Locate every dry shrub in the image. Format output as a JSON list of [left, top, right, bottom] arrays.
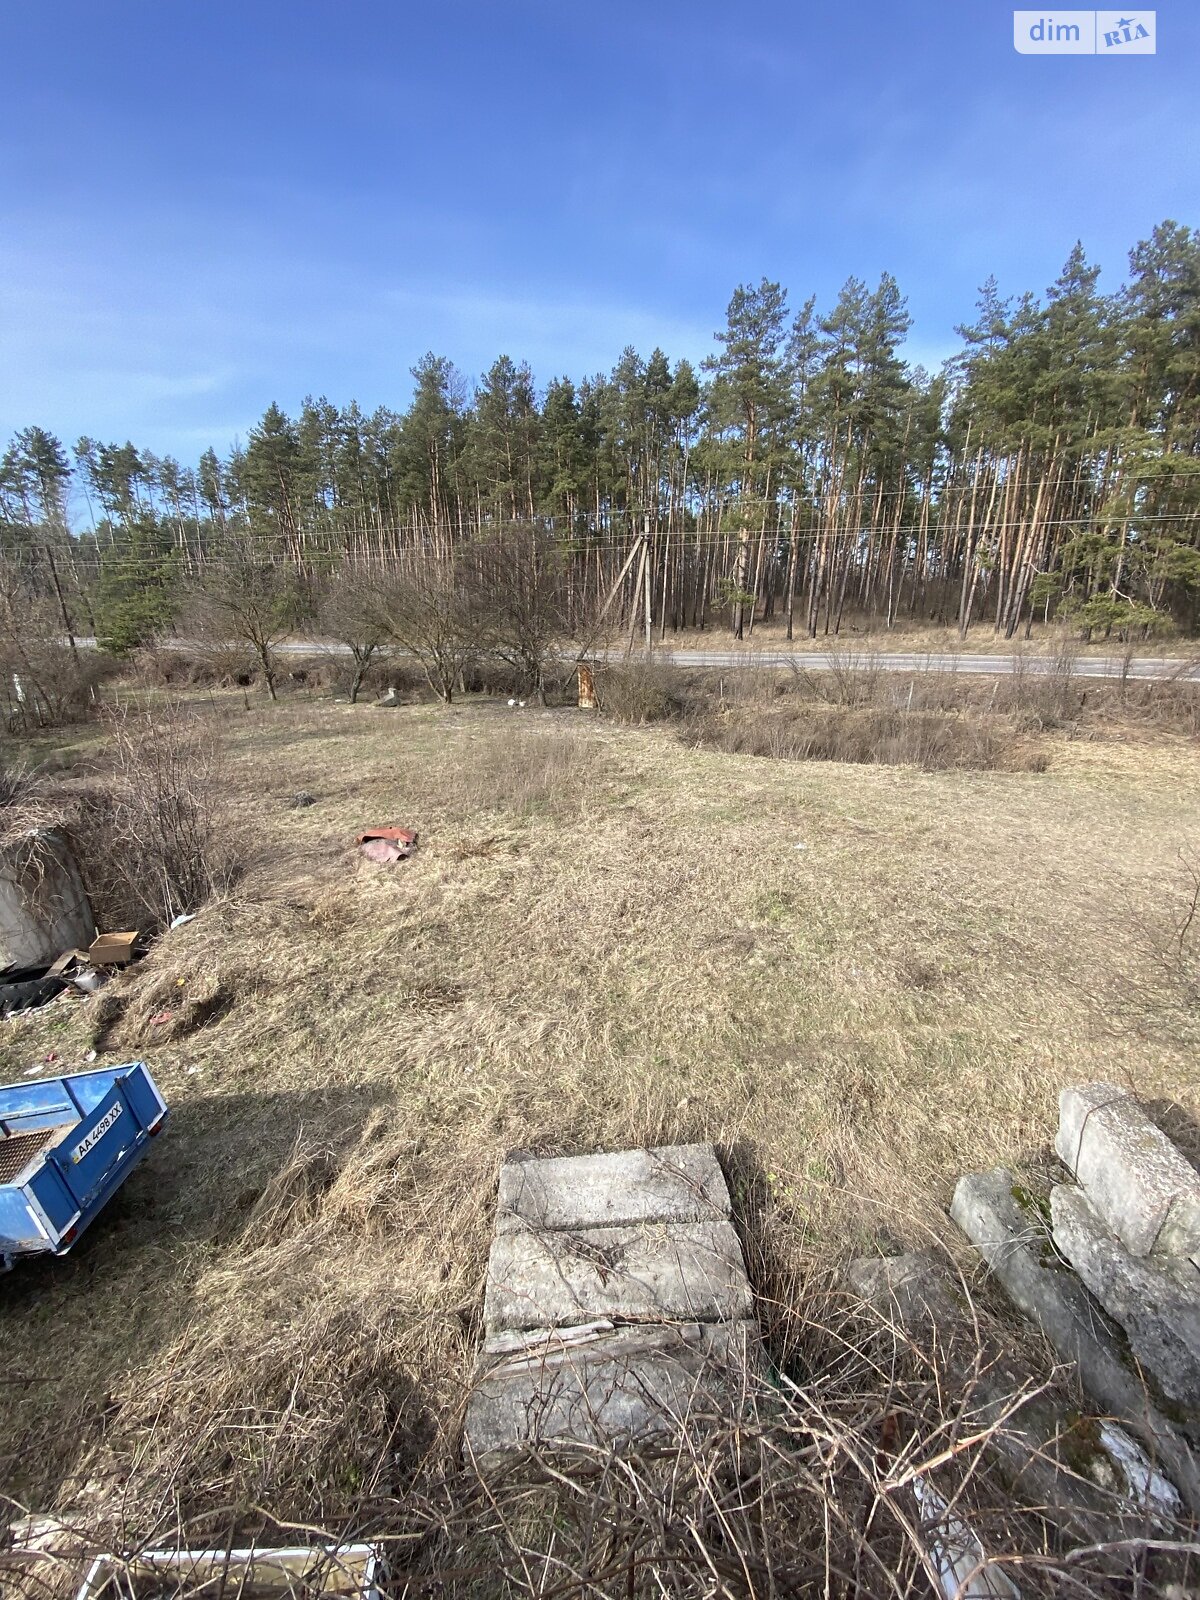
[[0, 570, 119, 730], [1124, 849, 1200, 1020], [133, 645, 432, 705], [349, 657, 427, 703], [600, 658, 1049, 771], [0, 758, 58, 836], [462, 655, 527, 699], [397, 1305, 1195, 1600], [999, 642, 1087, 729], [73, 700, 244, 932], [794, 644, 886, 707], [338, 655, 424, 702], [1110, 674, 1200, 737], [598, 661, 690, 723], [692, 704, 1047, 773], [0, 643, 116, 733], [22, 1268, 1195, 1599], [130, 642, 259, 691]]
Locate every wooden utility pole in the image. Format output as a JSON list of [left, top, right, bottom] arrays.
[[45, 547, 80, 670], [732, 528, 750, 639], [643, 517, 653, 660], [625, 537, 648, 658]]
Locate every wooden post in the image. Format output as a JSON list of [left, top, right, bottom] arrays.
[[643, 517, 653, 661], [45, 547, 80, 670], [732, 528, 750, 639]]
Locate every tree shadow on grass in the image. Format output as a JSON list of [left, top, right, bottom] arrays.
[[0, 1082, 390, 1515]]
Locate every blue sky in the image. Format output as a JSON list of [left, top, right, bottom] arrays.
[[1, 1, 1196, 467]]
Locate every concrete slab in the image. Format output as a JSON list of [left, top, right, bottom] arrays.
[[484, 1219, 752, 1334], [1050, 1183, 1200, 1411], [496, 1144, 731, 1235], [847, 1252, 1178, 1529], [1055, 1083, 1200, 1263], [464, 1319, 762, 1458], [950, 1167, 1200, 1516]]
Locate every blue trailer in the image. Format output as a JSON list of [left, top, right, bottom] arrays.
[[0, 1063, 167, 1270]]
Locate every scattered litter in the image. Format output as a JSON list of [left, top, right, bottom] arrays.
[[289, 791, 317, 809], [0, 970, 67, 1016], [84, 1050, 97, 1063], [186, 1065, 199, 1075], [0, 941, 109, 1015], [913, 1477, 1021, 1599], [5, 992, 71, 1020], [43, 1051, 58, 1066], [794, 842, 808, 851], [41, 948, 110, 997], [88, 932, 139, 967], [357, 826, 418, 865], [22, 1066, 40, 1078], [169, 911, 198, 929], [148, 1010, 174, 1028]]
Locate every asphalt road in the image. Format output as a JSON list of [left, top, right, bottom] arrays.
[[77, 636, 1200, 681], [639, 649, 1200, 681]]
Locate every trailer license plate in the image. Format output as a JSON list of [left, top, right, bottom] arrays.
[[72, 1102, 123, 1163]]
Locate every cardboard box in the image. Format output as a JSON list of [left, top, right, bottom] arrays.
[[88, 932, 139, 967]]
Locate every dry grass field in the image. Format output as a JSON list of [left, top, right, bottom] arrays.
[[649, 615, 1198, 657], [2, 685, 1199, 1587]]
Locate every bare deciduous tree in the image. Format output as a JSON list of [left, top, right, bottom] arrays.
[[0, 556, 96, 729], [191, 541, 307, 700], [374, 554, 485, 705], [76, 699, 242, 930], [317, 568, 390, 703], [478, 524, 569, 703]]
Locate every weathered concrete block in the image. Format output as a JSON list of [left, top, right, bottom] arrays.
[[1050, 1184, 1200, 1411], [464, 1319, 762, 1458], [496, 1144, 731, 1235], [1056, 1083, 1200, 1263], [950, 1168, 1200, 1516], [484, 1219, 752, 1334], [848, 1252, 1161, 1530], [847, 1252, 967, 1332]]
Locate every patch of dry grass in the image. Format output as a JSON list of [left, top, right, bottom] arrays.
[[669, 615, 1191, 657], [1, 695, 1198, 1587]]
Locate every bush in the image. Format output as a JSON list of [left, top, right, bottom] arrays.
[[598, 661, 691, 723], [690, 703, 1046, 772], [129, 642, 258, 690], [1000, 640, 1086, 728], [73, 699, 244, 931], [596, 657, 1047, 772]]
